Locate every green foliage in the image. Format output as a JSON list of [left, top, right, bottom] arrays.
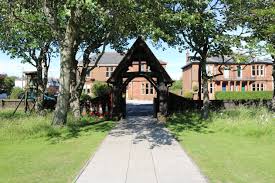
[[192, 84, 199, 92], [80, 93, 92, 101], [10, 87, 24, 99], [167, 107, 275, 182], [170, 80, 182, 95], [215, 91, 272, 100], [170, 80, 182, 91], [183, 91, 193, 99], [0, 75, 15, 95], [92, 82, 111, 98]]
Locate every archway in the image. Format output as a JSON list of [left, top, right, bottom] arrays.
[[107, 37, 173, 120], [122, 75, 159, 117]]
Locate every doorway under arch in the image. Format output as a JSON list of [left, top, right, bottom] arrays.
[[107, 37, 173, 120]]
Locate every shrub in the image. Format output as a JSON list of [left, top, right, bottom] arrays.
[[170, 80, 183, 95], [170, 80, 182, 91], [215, 91, 272, 100], [80, 93, 92, 101], [183, 91, 193, 99], [10, 87, 24, 99], [192, 84, 199, 92], [92, 81, 111, 97]]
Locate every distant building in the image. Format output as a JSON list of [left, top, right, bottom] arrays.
[[80, 52, 167, 101], [182, 56, 273, 100], [47, 78, 60, 95], [14, 78, 26, 88]]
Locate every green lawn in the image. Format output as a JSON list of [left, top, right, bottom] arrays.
[[0, 109, 114, 183], [167, 107, 275, 183]]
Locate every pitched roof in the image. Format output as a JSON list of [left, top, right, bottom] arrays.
[[79, 52, 167, 66], [182, 56, 273, 70], [107, 37, 173, 84]]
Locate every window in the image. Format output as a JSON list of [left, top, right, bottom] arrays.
[[206, 65, 213, 76], [106, 67, 114, 77], [260, 83, 264, 91], [237, 66, 242, 78], [256, 66, 259, 75], [141, 83, 145, 95], [141, 64, 150, 72], [87, 89, 90, 94], [252, 65, 256, 76], [252, 84, 256, 91], [142, 83, 154, 95], [257, 83, 260, 91], [209, 83, 214, 94], [141, 64, 146, 72], [224, 66, 229, 78], [260, 65, 264, 76]]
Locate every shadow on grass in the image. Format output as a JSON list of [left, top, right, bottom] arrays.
[[47, 118, 115, 144], [167, 110, 215, 140]]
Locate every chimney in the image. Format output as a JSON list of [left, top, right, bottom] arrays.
[[186, 50, 190, 63]]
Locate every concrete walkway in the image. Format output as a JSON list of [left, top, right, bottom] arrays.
[[76, 107, 208, 183]]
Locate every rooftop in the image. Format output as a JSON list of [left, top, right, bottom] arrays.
[[182, 56, 273, 70], [80, 52, 167, 66]]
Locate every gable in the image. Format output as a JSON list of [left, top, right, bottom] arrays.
[[107, 37, 173, 84]]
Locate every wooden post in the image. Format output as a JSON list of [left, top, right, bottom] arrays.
[[24, 91, 28, 113], [158, 82, 168, 123]]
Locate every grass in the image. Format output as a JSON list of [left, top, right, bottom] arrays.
[[167, 107, 275, 183], [0, 109, 115, 183]]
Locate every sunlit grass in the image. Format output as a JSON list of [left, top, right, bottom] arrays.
[[167, 107, 275, 183], [0, 109, 115, 183]]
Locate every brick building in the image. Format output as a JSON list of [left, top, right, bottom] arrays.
[[82, 52, 167, 101], [182, 56, 273, 100]]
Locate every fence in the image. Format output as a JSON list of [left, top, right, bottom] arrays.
[[0, 99, 35, 109], [80, 94, 112, 118]]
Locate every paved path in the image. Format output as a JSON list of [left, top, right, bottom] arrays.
[[76, 105, 208, 183]]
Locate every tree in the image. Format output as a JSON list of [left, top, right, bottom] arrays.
[[150, 0, 240, 118], [0, 1, 55, 112], [10, 87, 24, 99], [3, 1, 153, 125], [170, 79, 182, 95], [226, 0, 275, 109], [41, 1, 151, 124], [0, 75, 15, 95]]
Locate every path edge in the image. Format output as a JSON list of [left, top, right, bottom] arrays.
[[72, 121, 119, 183], [165, 127, 210, 183]]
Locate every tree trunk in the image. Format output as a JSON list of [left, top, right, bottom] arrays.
[[35, 63, 45, 112], [52, 22, 77, 125], [70, 90, 81, 119], [272, 55, 275, 111], [201, 58, 210, 119], [70, 60, 81, 120]]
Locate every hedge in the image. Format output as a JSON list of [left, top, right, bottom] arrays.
[[215, 91, 273, 100]]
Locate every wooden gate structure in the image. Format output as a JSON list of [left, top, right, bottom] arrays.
[[107, 37, 173, 120]]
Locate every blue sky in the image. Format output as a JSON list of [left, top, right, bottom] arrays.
[[0, 39, 186, 80]]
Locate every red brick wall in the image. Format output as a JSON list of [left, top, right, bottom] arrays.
[[182, 63, 273, 100], [83, 62, 166, 101]]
